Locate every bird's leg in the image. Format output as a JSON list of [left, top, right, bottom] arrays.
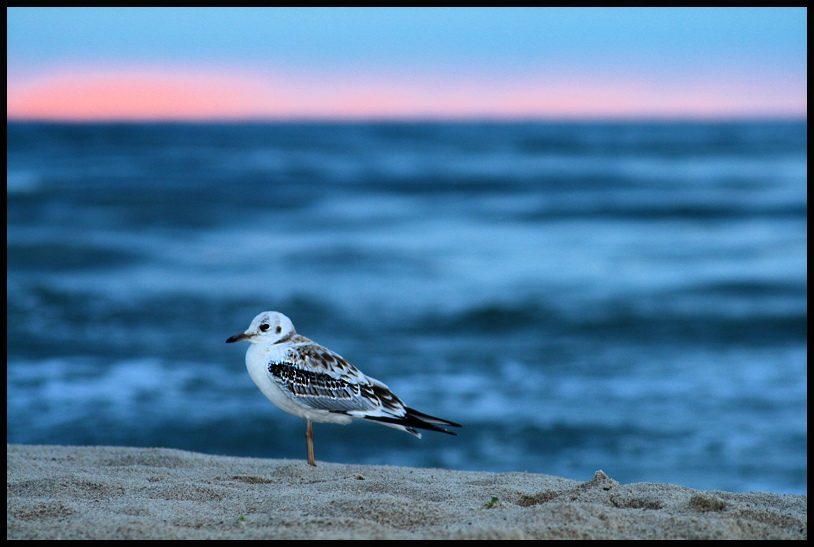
[[306, 418, 316, 466]]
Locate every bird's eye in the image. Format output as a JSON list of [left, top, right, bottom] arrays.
[[276, 326, 282, 334], [259, 323, 270, 332]]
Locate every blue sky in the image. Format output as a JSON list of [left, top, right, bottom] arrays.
[[6, 7, 808, 120]]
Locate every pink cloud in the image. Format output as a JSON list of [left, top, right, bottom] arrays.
[[6, 65, 806, 121], [7, 67, 277, 120]]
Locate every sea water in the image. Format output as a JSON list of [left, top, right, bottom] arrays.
[[7, 120, 807, 494]]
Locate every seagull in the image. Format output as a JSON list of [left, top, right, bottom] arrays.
[[226, 311, 461, 466]]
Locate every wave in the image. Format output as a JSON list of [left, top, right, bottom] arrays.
[[414, 292, 807, 348]]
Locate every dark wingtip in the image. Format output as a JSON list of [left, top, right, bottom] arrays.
[[363, 407, 462, 436], [404, 407, 462, 429]]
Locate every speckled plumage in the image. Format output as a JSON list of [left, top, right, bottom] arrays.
[[227, 311, 461, 466]]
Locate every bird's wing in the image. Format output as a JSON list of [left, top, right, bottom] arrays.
[[267, 340, 408, 417]]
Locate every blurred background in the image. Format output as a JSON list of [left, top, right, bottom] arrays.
[[6, 8, 807, 494]]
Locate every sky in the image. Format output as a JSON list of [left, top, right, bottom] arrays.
[[6, 7, 808, 121]]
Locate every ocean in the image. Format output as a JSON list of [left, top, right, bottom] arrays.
[[6, 120, 807, 494]]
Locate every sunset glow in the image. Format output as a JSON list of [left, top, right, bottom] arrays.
[[7, 65, 806, 122], [7, 8, 807, 121]]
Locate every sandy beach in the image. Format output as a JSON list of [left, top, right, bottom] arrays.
[[6, 444, 806, 540]]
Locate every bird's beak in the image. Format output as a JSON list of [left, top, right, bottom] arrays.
[[226, 332, 252, 343]]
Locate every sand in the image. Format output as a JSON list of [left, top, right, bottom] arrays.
[[6, 444, 806, 540]]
